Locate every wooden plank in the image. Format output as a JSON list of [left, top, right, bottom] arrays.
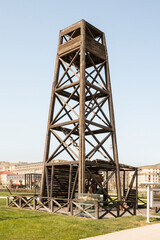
[[59, 36, 81, 56], [86, 36, 106, 60]]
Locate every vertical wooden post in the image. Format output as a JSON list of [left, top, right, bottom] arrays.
[[95, 201, 99, 219], [25, 174, 26, 188], [68, 164, 73, 211], [33, 196, 36, 210], [68, 165, 73, 200], [136, 168, 138, 209], [104, 171, 108, 206], [79, 20, 86, 194], [103, 33, 121, 201], [45, 167, 50, 199], [40, 34, 63, 197], [31, 174, 32, 190], [6, 196, 9, 206], [50, 165, 54, 198], [29, 174, 31, 189], [50, 198, 53, 212], [70, 200, 73, 216], [123, 170, 125, 197], [19, 196, 22, 208], [117, 202, 120, 217], [133, 202, 136, 215]]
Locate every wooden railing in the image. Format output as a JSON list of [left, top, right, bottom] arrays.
[[6, 195, 137, 219]]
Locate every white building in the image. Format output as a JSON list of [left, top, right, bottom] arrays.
[[138, 164, 160, 184], [11, 162, 43, 175], [0, 171, 16, 186]]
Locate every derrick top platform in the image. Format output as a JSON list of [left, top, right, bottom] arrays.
[[60, 19, 103, 38], [58, 20, 107, 68]]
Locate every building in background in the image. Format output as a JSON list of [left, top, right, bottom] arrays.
[[138, 164, 160, 187], [10, 162, 43, 174], [0, 171, 16, 186], [0, 161, 43, 187], [1, 161, 160, 190]]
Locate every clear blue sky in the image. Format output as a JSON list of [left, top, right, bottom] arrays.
[[0, 0, 160, 167]]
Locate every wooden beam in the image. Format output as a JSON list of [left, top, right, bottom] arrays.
[[71, 167, 78, 199], [103, 33, 122, 201], [78, 20, 86, 194], [52, 85, 79, 124], [86, 133, 111, 159], [57, 49, 80, 87], [56, 80, 79, 92], [50, 129, 79, 159], [40, 34, 63, 198], [86, 125, 114, 164], [55, 93, 79, 118], [68, 165, 73, 201], [86, 80, 109, 95], [50, 166, 54, 198], [50, 119, 78, 129]]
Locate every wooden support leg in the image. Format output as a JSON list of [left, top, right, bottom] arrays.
[[123, 170, 125, 197], [95, 201, 99, 219]]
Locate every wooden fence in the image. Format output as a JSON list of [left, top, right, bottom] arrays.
[[6, 195, 136, 219]]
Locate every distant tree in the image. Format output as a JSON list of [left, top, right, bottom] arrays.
[[19, 180, 22, 185], [9, 179, 13, 186], [113, 182, 116, 190]]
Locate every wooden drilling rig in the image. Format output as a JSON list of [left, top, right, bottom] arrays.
[[40, 20, 138, 217]]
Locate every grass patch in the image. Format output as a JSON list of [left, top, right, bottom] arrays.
[[0, 199, 160, 240], [0, 191, 38, 196]]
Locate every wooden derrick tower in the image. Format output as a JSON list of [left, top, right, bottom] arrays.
[[40, 20, 137, 208]]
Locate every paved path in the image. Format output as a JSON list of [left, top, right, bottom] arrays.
[[80, 223, 160, 240]]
